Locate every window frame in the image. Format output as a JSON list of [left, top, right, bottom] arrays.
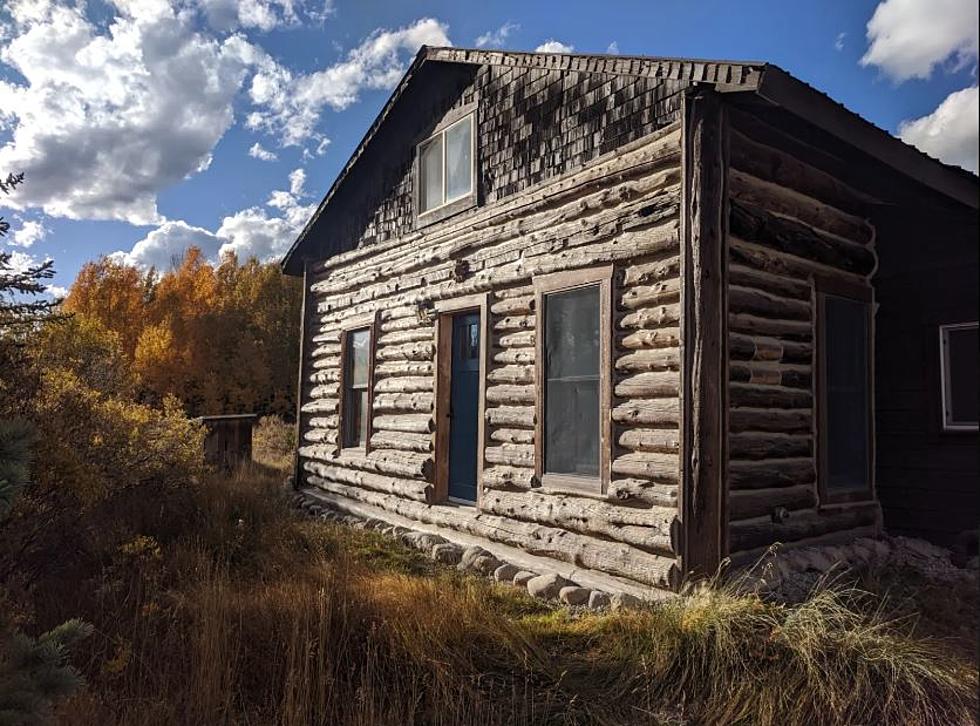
[[338, 312, 378, 453], [939, 321, 979, 433], [533, 265, 614, 495], [815, 276, 875, 506], [415, 105, 477, 227]]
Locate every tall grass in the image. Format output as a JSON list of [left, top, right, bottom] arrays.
[[54, 463, 978, 725]]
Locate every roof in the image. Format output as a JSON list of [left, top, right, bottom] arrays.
[[281, 46, 979, 275]]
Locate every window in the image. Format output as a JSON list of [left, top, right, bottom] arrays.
[[940, 322, 978, 431], [341, 325, 374, 449], [534, 267, 612, 493], [418, 114, 474, 215], [817, 282, 873, 502]]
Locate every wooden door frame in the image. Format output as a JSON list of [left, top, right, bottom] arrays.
[[433, 293, 490, 507]]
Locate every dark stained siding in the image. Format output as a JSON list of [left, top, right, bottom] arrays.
[[873, 206, 979, 550], [343, 63, 688, 252]]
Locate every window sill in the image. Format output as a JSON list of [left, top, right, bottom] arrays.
[[417, 192, 477, 229], [539, 473, 603, 496]]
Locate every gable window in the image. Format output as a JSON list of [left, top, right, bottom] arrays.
[[534, 267, 612, 493], [418, 113, 474, 216], [940, 322, 978, 431], [340, 322, 375, 449], [817, 281, 873, 503]]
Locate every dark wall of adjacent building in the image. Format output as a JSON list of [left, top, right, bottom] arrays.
[[873, 203, 979, 551]]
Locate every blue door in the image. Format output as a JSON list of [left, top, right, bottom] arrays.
[[448, 312, 480, 503]]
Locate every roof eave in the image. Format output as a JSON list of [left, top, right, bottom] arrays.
[[755, 66, 979, 210]]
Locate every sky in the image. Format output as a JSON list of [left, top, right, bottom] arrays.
[[0, 0, 977, 296]]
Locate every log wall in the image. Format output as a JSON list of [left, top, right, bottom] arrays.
[[298, 124, 685, 590], [724, 108, 882, 562]]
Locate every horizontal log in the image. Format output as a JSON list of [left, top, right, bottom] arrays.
[[612, 399, 680, 426], [492, 348, 535, 365], [729, 382, 812, 409], [728, 484, 817, 521], [373, 392, 434, 413], [729, 407, 811, 434], [619, 255, 681, 287], [489, 427, 535, 445], [729, 502, 879, 552], [493, 315, 533, 332], [618, 327, 681, 350], [309, 384, 338, 400], [729, 285, 810, 322], [373, 414, 434, 434], [608, 478, 679, 508], [374, 361, 434, 378], [308, 369, 340, 384], [730, 200, 876, 277], [303, 428, 336, 444], [729, 333, 811, 365], [728, 457, 815, 490], [377, 342, 433, 362], [618, 428, 681, 454], [369, 430, 432, 454], [300, 398, 339, 414], [615, 347, 681, 373], [481, 489, 677, 554], [619, 304, 682, 330], [303, 460, 430, 501], [304, 478, 679, 588], [614, 371, 680, 399], [374, 376, 433, 394], [485, 384, 534, 405], [611, 452, 679, 484], [490, 296, 534, 316], [730, 362, 811, 389], [729, 263, 810, 301], [620, 278, 681, 310], [729, 313, 812, 339], [497, 330, 535, 348], [484, 443, 534, 468], [486, 405, 535, 428], [729, 168, 872, 246], [729, 432, 812, 461], [377, 328, 433, 346], [488, 365, 534, 385], [482, 465, 535, 489], [307, 416, 337, 429], [301, 445, 433, 481]]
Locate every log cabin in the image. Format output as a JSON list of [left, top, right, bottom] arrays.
[[282, 47, 979, 592]]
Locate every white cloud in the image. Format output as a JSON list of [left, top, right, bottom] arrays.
[[899, 85, 979, 172], [195, 0, 333, 32], [2, 249, 45, 274], [45, 284, 68, 299], [606, 41, 620, 55], [535, 40, 574, 54], [245, 17, 451, 146], [860, 0, 978, 81], [0, 0, 256, 224], [288, 168, 306, 196], [248, 142, 278, 161], [112, 169, 316, 267], [7, 219, 47, 248], [474, 21, 518, 49], [110, 219, 222, 270], [835, 32, 846, 52]]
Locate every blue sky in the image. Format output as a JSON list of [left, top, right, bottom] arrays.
[[0, 0, 977, 294]]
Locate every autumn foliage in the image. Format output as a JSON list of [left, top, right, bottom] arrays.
[[63, 248, 301, 417]]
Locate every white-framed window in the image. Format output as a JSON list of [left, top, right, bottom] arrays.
[[418, 114, 474, 215], [940, 322, 978, 431]]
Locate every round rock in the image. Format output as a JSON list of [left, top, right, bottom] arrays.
[[493, 563, 520, 583], [558, 586, 590, 606], [526, 573, 571, 600]]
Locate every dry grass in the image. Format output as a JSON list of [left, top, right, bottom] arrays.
[[48, 462, 978, 726]]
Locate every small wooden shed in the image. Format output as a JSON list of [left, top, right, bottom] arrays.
[[282, 48, 978, 593], [199, 414, 257, 470]]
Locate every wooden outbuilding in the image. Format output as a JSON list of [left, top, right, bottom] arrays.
[[282, 48, 978, 592], [199, 414, 256, 470]]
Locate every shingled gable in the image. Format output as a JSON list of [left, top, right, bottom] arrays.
[[280, 46, 978, 276]]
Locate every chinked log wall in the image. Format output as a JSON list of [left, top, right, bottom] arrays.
[[725, 108, 881, 561], [298, 123, 684, 590]]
